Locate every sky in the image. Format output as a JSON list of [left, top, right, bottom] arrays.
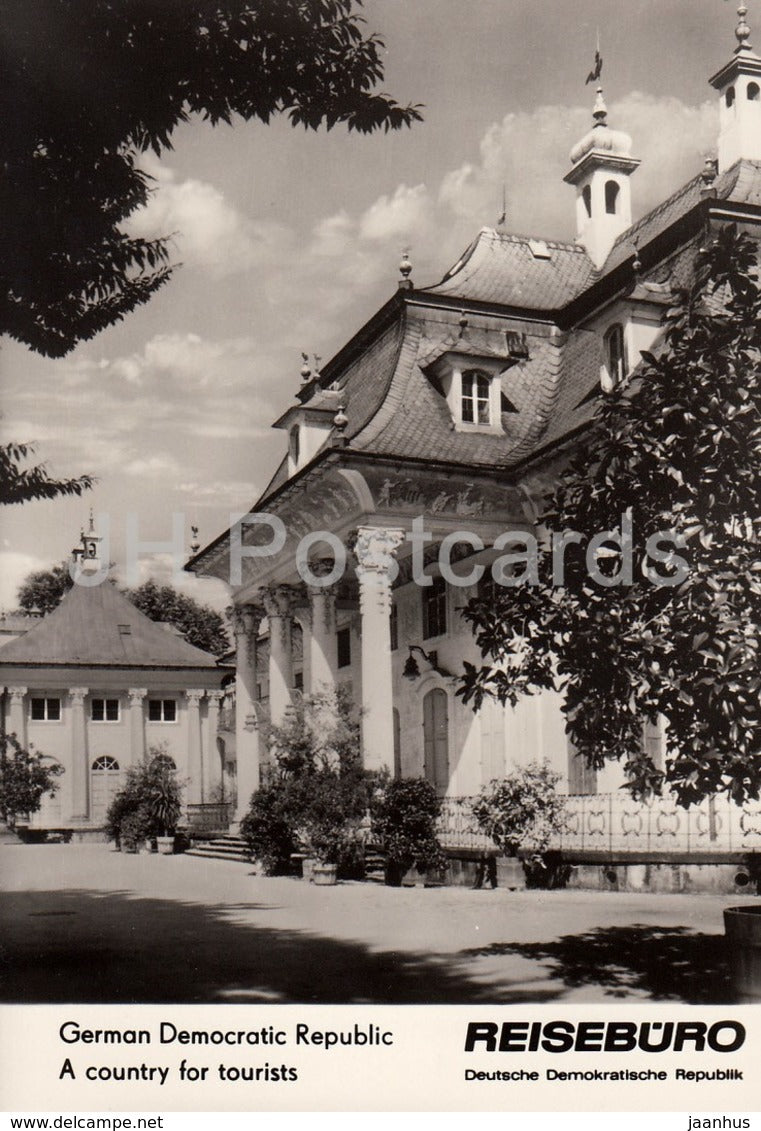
[[0, 0, 741, 612]]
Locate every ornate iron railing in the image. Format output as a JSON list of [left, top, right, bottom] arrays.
[[436, 793, 761, 856], [186, 802, 231, 835]]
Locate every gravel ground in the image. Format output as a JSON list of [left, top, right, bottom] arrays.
[[1, 843, 755, 1004]]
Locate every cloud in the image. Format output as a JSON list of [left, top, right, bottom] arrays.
[[359, 183, 431, 242], [128, 157, 294, 279], [438, 94, 718, 243]]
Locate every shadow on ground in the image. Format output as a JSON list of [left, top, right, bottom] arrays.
[[0, 887, 563, 1005], [461, 923, 732, 1002]]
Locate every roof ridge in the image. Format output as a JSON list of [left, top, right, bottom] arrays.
[[486, 228, 589, 253]]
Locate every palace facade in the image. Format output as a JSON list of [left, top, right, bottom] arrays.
[[188, 12, 761, 888]]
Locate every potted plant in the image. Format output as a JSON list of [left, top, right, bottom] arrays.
[[146, 757, 182, 854], [471, 760, 566, 888], [370, 776, 446, 886]]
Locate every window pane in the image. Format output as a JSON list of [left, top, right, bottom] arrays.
[[148, 700, 162, 721], [336, 627, 351, 669], [163, 700, 176, 722], [47, 698, 61, 721], [106, 699, 119, 721], [91, 698, 104, 721], [423, 577, 447, 639], [31, 699, 45, 720], [461, 395, 474, 423], [390, 603, 398, 652]]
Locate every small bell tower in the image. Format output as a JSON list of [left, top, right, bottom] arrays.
[[709, 4, 761, 172], [72, 510, 103, 576], [564, 86, 640, 269]]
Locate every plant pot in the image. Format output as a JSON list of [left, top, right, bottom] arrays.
[[496, 856, 526, 891], [156, 835, 175, 855], [724, 905, 761, 1002], [312, 862, 337, 886], [301, 856, 316, 882], [384, 860, 406, 887]]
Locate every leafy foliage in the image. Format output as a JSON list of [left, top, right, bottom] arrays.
[[471, 762, 566, 857], [16, 560, 74, 615], [1, 0, 422, 356], [1, 441, 93, 506], [241, 689, 371, 871], [105, 747, 183, 844], [0, 734, 63, 825], [124, 579, 229, 657], [369, 776, 446, 881], [459, 225, 761, 808]]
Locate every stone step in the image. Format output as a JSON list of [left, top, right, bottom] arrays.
[[186, 836, 251, 864]]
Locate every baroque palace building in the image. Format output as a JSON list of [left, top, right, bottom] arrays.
[[0, 523, 232, 838], [188, 10, 761, 889]]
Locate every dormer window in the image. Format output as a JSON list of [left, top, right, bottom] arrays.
[[603, 323, 628, 390], [461, 370, 491, 425]]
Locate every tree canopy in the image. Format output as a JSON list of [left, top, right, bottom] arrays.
[[1, 441, 93, 505], [459, 224, 761, 809], [1, 0, 422, 357], [0, 734, 63, 826]]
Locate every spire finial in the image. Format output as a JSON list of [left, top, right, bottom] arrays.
[[593, 84, 608, 125], [300, 352, 311, 382], [88, 506, 95, 533], [736, 3, 753, 51], [398, 248, 413, 290]]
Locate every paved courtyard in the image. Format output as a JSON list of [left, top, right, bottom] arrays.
[[0, 843, 755, 1004]]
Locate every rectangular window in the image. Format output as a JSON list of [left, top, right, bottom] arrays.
[[148, 699, 177, 723], [423, 577, 447, 640], [390, 603, 398, 652], [336, 627, 352, 669], [294, 671, 304, 692], [91, 697, 120, 722], [30, 697, 61, 721]]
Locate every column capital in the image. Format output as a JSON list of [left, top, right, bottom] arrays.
[[353, 526, 405, 576], [207, 690, 225, 706], [261, 584, 297, 619], [7, 685, 28, 703], [128, 687, 147, 705], [230, 602, 265, 638], [69, 687, 89, 705], [185, 689, 205, 708]]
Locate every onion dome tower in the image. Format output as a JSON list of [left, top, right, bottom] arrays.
[[564, 85, 640, 268], [710, 4, 761, 172]]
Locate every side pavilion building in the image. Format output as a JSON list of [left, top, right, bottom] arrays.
[[0, 526, 232, 838], [187, 12, 761, 887]]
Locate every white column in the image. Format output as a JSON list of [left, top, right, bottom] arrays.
[[262, 586, 294, 726], [127, 688, 146, 767], [308, 582, 338, 694], [353, 527, 404, 772], [6, 686, 28, 747], [205, 691, 224, 802], [185, 690, 205, 804], [69, 687, 89, 819], [233, 603, 264, 824]]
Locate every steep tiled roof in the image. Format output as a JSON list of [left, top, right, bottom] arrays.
[[423, 229, 594, 310], [0, 581, 222, 668], [350, 310, 570, 469], [602, 160, 761, 275]]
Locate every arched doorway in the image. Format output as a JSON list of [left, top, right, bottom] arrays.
[[90, 756, 122, 823], [423, 688, 449, 796]]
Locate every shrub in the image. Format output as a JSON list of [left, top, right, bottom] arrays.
[[471, 761, 565, 858], [105, 746, 183, 845], [119, 806, 152, 852], [0, 734, 62, 826], [370, 776, 446, 884], [242, 689, 372, 875]]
